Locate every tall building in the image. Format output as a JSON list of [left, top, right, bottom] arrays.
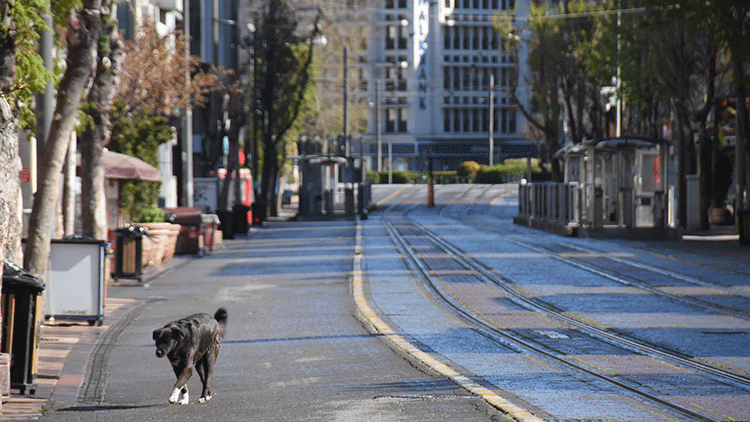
[[364, 0, 534, 171]]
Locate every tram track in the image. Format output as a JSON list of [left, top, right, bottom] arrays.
[[440, 185, 750, 321], [378, 204, 750, 421]]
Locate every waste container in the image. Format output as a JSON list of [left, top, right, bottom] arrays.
[[114, 225, 146, 282], [217, 209, 235, 240], [46, 237, 108, 325], [740, 208, 750, 246], [1, 259, 45, 395], [252, 202, 265, 226], [233, 204, 251, 235]]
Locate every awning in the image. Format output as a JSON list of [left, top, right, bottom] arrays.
[[101, 150, 161, 182]]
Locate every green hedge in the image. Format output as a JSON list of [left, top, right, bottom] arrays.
[[367, 171, 422, 184], [366, 158, 549, 184]]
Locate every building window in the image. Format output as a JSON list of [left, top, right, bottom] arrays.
[[444, 109, 451, 132], [385, 108, 407, 133], [386, 0, 395, 8], [398, 108, 407, 132], [386, 26, 396, 49], [398, 0, 407, 8]]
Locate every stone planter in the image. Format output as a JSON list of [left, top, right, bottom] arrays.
[[139, 222, 181, 266]]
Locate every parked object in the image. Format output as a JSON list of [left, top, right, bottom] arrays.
[[114, 226, 146, 282], [46, 237, 108, 325], [163, 207, 204, 254], [1, 259, 45, 394]]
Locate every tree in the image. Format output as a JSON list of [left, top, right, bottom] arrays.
[[107, 102, 174, 222], [79, 0, 124, 240], [24, 0, 103, 280], [249, 0, 322, 219], [116, 22, 219, 115], [496, 2, 567, 181]]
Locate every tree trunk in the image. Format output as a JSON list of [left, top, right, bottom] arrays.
[[81, 1, 123, 241], [219, 92, 244, 212], [63, 134, 76, 236], [0, 7, 21, 266], [24, 0, 102, 280], [0, 96, 21, 263], [0, 10, 19, 412]]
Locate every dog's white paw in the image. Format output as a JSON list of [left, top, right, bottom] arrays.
[[198, 394, 211, 403], [179, 392, 189, 405], [169, 387, 181, 403]]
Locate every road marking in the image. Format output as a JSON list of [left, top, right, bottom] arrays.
[[353, 218, 544, 422]]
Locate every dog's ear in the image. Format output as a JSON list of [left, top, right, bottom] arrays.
[[171, 325, 183, 339], [153, 328, 163, 341]]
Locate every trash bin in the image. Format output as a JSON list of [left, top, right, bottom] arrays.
[[740, 208, 750, 246], [233, 204, 251, 235], [164, 207, 203, 254], [252, 202, 265, 226], [46, 237, 108, 325], [114, 225, 146, 282], [1, 259, 45, 395], [217, 209, 235, 240]]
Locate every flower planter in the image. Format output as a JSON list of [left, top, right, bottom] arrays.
[[139, 222, 181, 266]]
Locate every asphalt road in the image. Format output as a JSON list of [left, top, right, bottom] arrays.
[[41, 219, 510, 421]]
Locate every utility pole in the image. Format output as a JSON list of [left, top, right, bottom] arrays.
[[376, 80, 382, 173], [488, 73, 494, 166], [35, 13, 53, 192], [182, 0, 194, 207], [343, 46, 350, 157]]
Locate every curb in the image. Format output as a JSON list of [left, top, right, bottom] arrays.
[[351, 216, 544, 422]]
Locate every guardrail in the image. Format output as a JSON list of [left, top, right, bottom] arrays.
[[517, 182, 580, 236]]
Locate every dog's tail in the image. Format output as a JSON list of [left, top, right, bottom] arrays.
[[214, 307, 228, 337]]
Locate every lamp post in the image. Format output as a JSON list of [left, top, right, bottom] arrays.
[[489, 73, 494, 166]]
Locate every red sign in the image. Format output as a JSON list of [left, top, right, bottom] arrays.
[[19, 168, 31, 184]]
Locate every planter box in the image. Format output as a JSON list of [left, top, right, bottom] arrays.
[[139, 223, 181, 266]]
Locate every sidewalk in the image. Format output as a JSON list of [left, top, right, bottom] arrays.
[[1, 256, 192, 420]]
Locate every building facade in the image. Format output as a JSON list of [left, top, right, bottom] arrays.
[[363, 0, 533, 171]]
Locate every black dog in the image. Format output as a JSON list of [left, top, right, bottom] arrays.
[[152, 308, 228, 404]]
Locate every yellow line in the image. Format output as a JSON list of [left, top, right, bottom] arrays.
[[352, 219, 544, 422], [375, 186, 411, 207]]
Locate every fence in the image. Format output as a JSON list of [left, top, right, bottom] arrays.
[[516, 182, 580, 236]]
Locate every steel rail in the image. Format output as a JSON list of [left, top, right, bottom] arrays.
[[408, 216, 750, 390], [381, 214, 721, 422]]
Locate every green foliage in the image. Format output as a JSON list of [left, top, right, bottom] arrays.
[[474, 159, 546, 184], [366, 171, 380, 183], [457, 161, 481, 177], [370, 171, 421, 184], [108, 100, 173, 222], [108, 101, 173, 167], [119, 181, 163, 223], [139, 204, 166, 223], [4, 0, 80, 129]]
